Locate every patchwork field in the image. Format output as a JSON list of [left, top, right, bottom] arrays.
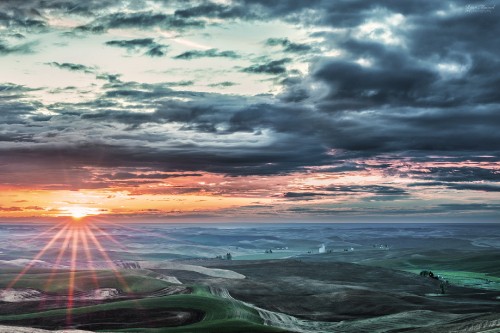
[[1, 223, 500, 332]]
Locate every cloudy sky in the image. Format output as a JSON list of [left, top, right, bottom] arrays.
[[0, 0, 499, 222]]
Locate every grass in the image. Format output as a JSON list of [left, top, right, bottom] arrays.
[[360, 250, 500, 291], [0, 269, 170, 293], [404, 269, 500, 291], [0, 270, 288, 332], [115, 319, 288, 333]]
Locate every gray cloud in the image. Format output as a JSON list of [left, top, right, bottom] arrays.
[[413, 167, 500, 183], [0, 7, 46, 31], [76, 11, 204, 32], [173, 48, 240, 60], [105, 38, 169, 57], [438, 203, 500, 212], [96, 73, 121, 83], [174, 3, 253, 19], [409, 182, 500, 192], [0, 40, 37, 55], [101, 172, 203, 180], [208, 81, 238, 88], [283, 185, 409, 200], [0, 0, 122, 17], [242, 58, 291, 74], [0, 0, 499, 216], [265, 38, 311, 53], [325, 185, 408, 195], [106, 38, 154, 48], [47, 62, 94, 73]]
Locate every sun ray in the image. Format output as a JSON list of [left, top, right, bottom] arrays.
[[43, 228, 73, 290], [88, 223, 138, 258], [37, 228, 74, 312], [91, 217, 178, 242], [91, 219, 224, 254], [67, 228, 79, 326], [84, 225, 131, 293], [80, 228, 100, 289], [26, 222, 66, 243], [8, 224, 70, 289], [89, 223, 125, 248]]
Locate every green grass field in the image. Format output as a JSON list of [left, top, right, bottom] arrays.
[[360, 250, 500, 291], [0, 269, 287, 332], [0, 269, 170, 293]]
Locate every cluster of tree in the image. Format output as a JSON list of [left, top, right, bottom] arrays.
[[420, 270, 450, 294], [215, 252, 232, 260]]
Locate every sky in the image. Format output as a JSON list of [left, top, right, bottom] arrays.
[[0, 0, 499, 223]]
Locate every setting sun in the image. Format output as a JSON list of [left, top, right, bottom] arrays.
[[62, 206, 99, 220]]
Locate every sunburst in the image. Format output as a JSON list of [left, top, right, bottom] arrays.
[[61, 206, 99, 220], [7, 218, 134, 327]]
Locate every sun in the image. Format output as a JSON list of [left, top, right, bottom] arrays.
[[70, 208, 87, 219], [61, 206, 99, 220]]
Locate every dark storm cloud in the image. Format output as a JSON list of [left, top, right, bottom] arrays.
[[174, 3, 252, 19], [173, 0, 323, 21], [0, 138, 330, 176], [165, 80, 195, 87], [414, 167, 500, 183], [265, 38, 312, 53], [0, 100, 37, 124], [242, 58, 291, 74], [286, 202, 500, 217], [169, 0, 460, 30], [0, 132, 34, 142], [408, 7, 500, 59], [0, 83, 37, 100], [325, 185, 408, 195], [0, 40, 37, 55], [407, 165, 500, 193], [317, 107, 500, 152], [409, 182, 500, 192], [105, 38, 169, 57], [208, 82, 238, 88], [1, 78, 332, 177], [47, 62, 94, 73], [277, 76, 310, 102], [283, 192, 322, 198], [145, 45, 168, 57], [446, 183, 500, 192], [96, 73, 121, 83], [0, 0, 122, 17], [76, 11, 204, 32], [240, 0, 322, 15], [283, 185, 409, 200], [73, 76, 500, 159], [312, 58, 438, 110], [105, 38, 155, 48], [100, 172, 203, 180], [0, 7, 46, 30], [173, 48, 240, 60], [1, 0, 498, 191], [438, 203, 500, 212]]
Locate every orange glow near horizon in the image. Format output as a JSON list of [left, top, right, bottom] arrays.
[[66, 207, 93, 220], [0, 160, 498, 222], [0, 186, 269, 220]]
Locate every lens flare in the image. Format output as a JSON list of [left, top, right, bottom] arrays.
[[8, 219, 138, 327], [60, 206, 100, 220]]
